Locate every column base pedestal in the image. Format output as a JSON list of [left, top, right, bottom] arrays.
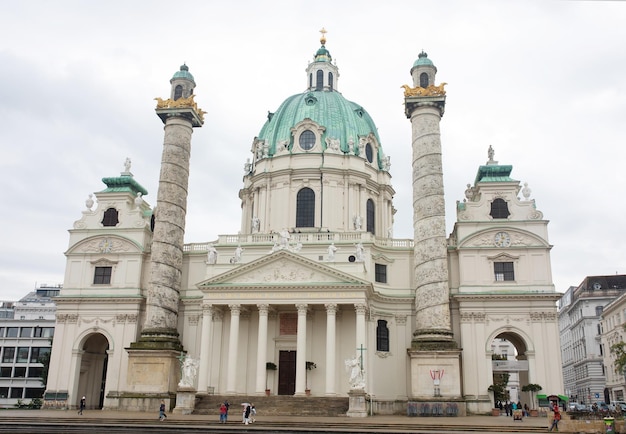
[[122, 348, 182, 409], [407, 348, 462, 400], [173, 387, 196, 415], [346, 389, 368, 417]]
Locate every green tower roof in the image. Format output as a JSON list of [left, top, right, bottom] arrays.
[[99, 175, 148, 196], [474, 164, 516, 184], [412, 50, 434, 68], [314, 45, 332, 62], [171, 64, 195, 84]]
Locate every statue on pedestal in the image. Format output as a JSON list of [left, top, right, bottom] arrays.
[[345, 356, 365, 390], [178, 355, 199, 388]]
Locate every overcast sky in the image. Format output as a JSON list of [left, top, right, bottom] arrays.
[[1, 1, 624, 301]]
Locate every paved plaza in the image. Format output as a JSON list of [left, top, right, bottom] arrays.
[[0, 409, 553, 433]]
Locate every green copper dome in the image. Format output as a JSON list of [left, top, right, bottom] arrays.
[[315, 45, 332, 62], [412, 51, 434, 68], [171, 64, 195, 84], [257, 90, 384, 167]]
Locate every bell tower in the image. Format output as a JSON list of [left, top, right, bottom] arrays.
[[125, 64, 204, 410], [403, 51, 462, 401]]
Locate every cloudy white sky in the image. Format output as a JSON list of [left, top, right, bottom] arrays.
[[1, 1, 625, 301]]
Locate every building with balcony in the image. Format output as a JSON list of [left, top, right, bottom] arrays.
[[600, 289, 626, 402], [558, 275, 626, 405]]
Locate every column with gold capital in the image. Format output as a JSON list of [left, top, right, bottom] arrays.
[[403, 52, 462, 401], [403, 52, 453, 346], [123, 65, 204, 411]]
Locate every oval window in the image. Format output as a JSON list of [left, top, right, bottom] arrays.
[[299, 130, 316, 151], [365, 143, 373, 163]]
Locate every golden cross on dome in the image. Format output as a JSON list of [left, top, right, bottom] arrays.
[[319, 27, 327, 45]]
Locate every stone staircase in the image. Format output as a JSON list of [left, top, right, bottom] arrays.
[[194, 394, 349, 417]]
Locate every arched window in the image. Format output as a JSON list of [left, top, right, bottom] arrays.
[[316, 70, 323, 91], [490, 198, 510, 219], [366, 199, 375, 234], [102, 208, 119, 227], [420, 72, 429, 88], [376, 320, 389, 352], [296, 188, 315, 227], [328, 72, 334, 91], [174, 85, 183, 101]]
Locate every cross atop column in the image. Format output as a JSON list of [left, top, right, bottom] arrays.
[[357, 344, 367, 372], [177, 351, 186, 373]]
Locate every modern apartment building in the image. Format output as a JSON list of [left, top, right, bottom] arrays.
[[0, 285, 59, 408]]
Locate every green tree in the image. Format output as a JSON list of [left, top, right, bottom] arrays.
[[489, 372, 510, 406], [38, 343, 52, 387], [521, 383, 542, 409], [610, 341, 626, 374]]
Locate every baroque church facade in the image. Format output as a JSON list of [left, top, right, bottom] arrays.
[[45, 34, 563, 415]]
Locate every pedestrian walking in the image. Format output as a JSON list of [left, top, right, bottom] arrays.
[[78, 396, 86, 415], [241, 402, 251, 424], [548, 403, 561, 432], [219, 402, 228, 423], [159, 400, 167, 421], [224, 400, 230, 423], [250, 404, 256, 423]]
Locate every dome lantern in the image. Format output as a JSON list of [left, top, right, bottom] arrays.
[[410, 50, 437, 89], [306, 28, 339, 92]]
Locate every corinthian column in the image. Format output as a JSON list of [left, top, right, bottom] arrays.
[[295, 304, 308, 396], [255, 304, 269, 394], [226, 304, 241, 393], [197, 303, 214, 393]]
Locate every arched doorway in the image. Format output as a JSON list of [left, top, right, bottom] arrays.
[[76, 333, 109, 410], [490, 332, 531, 409]]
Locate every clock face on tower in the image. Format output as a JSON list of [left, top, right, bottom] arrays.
[[494, 231, 511, 248], [99, 238, 113, 253]]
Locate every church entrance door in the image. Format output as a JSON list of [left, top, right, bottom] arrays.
[[278, 350, 296, 395]]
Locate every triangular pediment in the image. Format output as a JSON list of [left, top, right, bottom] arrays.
[[197, 250, 371, 290]]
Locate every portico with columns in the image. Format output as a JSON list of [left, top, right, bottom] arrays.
[[194, 250, 372, 397]]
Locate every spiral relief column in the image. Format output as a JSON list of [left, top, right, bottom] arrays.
[[125, 65, 204, 408], [403, 52, 462, 401], [404, 52, 453, 346]]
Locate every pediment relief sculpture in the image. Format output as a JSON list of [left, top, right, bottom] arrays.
[[229, 259, 341, 284], [462, 231, 543, 248]]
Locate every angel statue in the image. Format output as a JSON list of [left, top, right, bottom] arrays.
[[345, 356, 365, 390], [178, 355, 199, 388]]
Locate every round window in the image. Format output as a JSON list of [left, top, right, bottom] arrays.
[[299, 130, 316, 150], [365, 142, 373, 163]]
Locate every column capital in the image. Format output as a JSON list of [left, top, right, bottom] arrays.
[[257, 304, 270, 315], [201, 302, 214, 314], [296, 304, 309, 315], [325, 303, 338, 315], [229, 304, 242, 315], [354, 303, 368, 315]]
